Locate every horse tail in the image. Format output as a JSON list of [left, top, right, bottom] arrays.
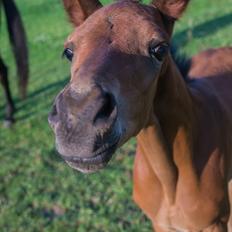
[[2, 0, 29, 99]]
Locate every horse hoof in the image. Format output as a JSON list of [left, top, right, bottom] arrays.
[[3, 119, 14, 128]]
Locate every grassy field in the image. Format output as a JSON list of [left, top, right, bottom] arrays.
[[0, 0, 231, 231]]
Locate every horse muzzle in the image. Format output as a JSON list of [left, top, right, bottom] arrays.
[[48, 85, 121, 173]]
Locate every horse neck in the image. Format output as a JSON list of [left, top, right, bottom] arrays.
[[136, 56, 198, 204]]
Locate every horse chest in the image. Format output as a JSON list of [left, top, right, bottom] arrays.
[[133, 150, 163, 219], [133, 152, 189, 230], [133, 147, 227, 231]]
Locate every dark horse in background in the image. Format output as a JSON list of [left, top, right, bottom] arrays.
[[0, 0, 29, 126]]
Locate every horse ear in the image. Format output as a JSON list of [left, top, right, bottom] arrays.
[[62, 0, 102, 27], [152, 0, 190, 20]]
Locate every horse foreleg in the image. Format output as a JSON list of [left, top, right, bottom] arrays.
[[228, 180, 232, 232], [153, 223, 167, 232], [0, 57, 15, 126]]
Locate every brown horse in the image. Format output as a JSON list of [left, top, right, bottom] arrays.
[[48, 0, 232, 231], [0, 0, 29, 126]]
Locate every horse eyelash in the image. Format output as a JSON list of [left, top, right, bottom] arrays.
[[62, 48, 74, 61]]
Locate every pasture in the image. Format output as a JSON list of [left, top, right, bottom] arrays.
[[0, 0, 232, 231]]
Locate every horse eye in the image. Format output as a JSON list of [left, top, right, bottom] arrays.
[[149, 43, 169, 62], [62, 48, 73, 61]]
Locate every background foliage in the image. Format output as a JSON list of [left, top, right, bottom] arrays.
[[0, 0, 231, 231]]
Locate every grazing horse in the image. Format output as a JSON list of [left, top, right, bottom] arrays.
[[0, 0, 29, 125], [48, 0, 232, 231]]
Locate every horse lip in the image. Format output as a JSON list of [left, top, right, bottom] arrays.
[[60, 136, 120, 166]]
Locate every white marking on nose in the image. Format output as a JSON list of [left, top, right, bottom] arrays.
[[70, 82, 94, 95]]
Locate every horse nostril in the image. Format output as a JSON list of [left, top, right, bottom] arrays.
[[48, 103, 59, 127], [94, 92, 116, 125], [51, 104, 58, 117]]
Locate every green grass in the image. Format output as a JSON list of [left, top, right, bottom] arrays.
[[0, 0, 231, 231]]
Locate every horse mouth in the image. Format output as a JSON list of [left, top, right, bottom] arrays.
[[59, 137, 120, 173]]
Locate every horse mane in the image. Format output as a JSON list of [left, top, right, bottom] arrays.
[[171, 45, 191, 81]]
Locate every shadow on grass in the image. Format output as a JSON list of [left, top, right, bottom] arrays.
[[29, 78, 68, 99], [17, 77, 69, 121], [173, 12, 232, 45], [0, 77, 69, 121], [48, 148, 64, 163]]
